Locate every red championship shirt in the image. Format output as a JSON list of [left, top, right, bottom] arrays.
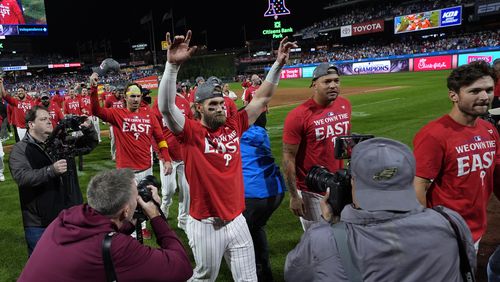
[[413, 115, 500, 241], [0, 0, 25, 24], [40, 103, 64, 128], [105, 96, 124, 109], [64, 96, 82, 115], [244, 85, 259, 104], [187, 87, 197, 104], [283, 97, 352, 192], [91, 87, 170, 170], [3, 95, 37, 128], [100, 91, 113, 104], [79, 96, 92, 116], [178, 110, 249, 221], [152, 95, 192, 161], [51, 94, 64, 108], [224, 96, 237, 118]]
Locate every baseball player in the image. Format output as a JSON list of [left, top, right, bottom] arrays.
[[152, 95, 192, 230], [158, 30, 296, 282], [243, 74, 262, 106], [79, 87, 101, 142], [63, 88, 81, 116], [90, 77, 173, 239], [282, 63, 352, 231], [104, 84, 125, 161], [1, 86, 38, 140], [39, 92, 64, 128], [413, 61, 500, 249]]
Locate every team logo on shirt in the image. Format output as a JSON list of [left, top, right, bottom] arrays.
[[327, 112, 334, 117], [204, 129, 240, 166], [312, 113, 350, 143], [455, 139, 496, 179], [474, 136, 482, 141], [122, 117, 152, 140]]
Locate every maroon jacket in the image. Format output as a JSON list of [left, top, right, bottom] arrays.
[[19, 204, 193, 282]]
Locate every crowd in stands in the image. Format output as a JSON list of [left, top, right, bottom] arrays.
[[298, 0, 470, 38], [291, 30, 500, 64]]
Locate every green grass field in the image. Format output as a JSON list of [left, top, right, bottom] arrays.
[[0, 70, 453, 281]]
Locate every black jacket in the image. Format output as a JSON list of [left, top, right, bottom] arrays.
[[9, 125, 98, 227]]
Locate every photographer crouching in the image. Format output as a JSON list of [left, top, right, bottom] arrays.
[[18, 169, 193, 282], [8, 106, 98, 256], [284, 137, 477, 281]]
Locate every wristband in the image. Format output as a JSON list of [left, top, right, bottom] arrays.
[[265, 61, 282, 85], [158, 141, 168, 149]]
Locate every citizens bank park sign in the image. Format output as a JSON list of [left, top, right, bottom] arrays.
[[341, 20, 384, 38]]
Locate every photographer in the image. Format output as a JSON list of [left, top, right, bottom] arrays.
[[19, 169, 193, 282], [9, 106, 98, 256], [285, 137, 476, 281]]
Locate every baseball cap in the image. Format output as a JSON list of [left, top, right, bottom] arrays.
[[351, 137, 420, 212], [195, 82, 223, 103], [206, 76, 222, 85], [40, 91, 50, 99], [195, 76, 205, 85], [310, 63, 339, 87], [92, 58, 121, 76]]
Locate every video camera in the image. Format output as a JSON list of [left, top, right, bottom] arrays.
[[306, 134, 374, 215], [133, 175, 161, 222], [46, 115, 88, 159]]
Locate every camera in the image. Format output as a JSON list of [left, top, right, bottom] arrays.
[[134, 175, 161, 221], [46, 115, 88, 159], [306, 134, 373, 215]]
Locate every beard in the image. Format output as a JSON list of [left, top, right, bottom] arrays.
[[204, 113, 226, 130]]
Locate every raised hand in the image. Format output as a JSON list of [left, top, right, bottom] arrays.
[[166, 30, 197, 65], [276, 36, 298, 66]]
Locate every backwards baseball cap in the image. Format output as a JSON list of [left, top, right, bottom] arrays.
[[195, 82, 223, 103], [310, 63, 339, 87], [351, 137, 420, 212], [92, 58, 121, 76], [195, 76, 205, 84], [40, 91, 50, 99]]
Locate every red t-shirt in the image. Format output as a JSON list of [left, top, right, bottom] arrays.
[[413, 115, 500, 241], [64, 96, 82, 115], [187, 87, 197, 104], [152, 95, 193, 161], [40, 102, 64, 128], [494, 79, 500, 98], [178, 110, 249, 221], [105, 96, 124, 109], [79, 96, 92, 116], [224, 96, 238, 118], [244, 85, 259, 104], [100, 92, 113, 104], [283, 97, 352, 192], [0, 0, 25, 24], [91, 87, 170, 170], [3, 95, 37, 128], [51, 94, 64, 108]]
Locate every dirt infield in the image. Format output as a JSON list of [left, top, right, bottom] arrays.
[[266, 85, 405, 108]]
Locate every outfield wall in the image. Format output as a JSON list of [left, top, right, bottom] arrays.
[[267, 46, 500, 78]]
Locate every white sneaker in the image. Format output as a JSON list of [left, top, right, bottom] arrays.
[[0, 174, 5, 182]]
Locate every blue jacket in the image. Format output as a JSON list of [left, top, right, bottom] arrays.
[[241, 125, 285, 198]]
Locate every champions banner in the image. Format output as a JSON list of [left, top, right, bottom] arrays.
[[134, 75, 159, 89], [338, 60, 409, 75]]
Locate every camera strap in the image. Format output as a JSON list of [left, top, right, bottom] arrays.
[[432, 207, 475, 282], [331, 222, 362, 282], [102, 232, 118, 282]]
